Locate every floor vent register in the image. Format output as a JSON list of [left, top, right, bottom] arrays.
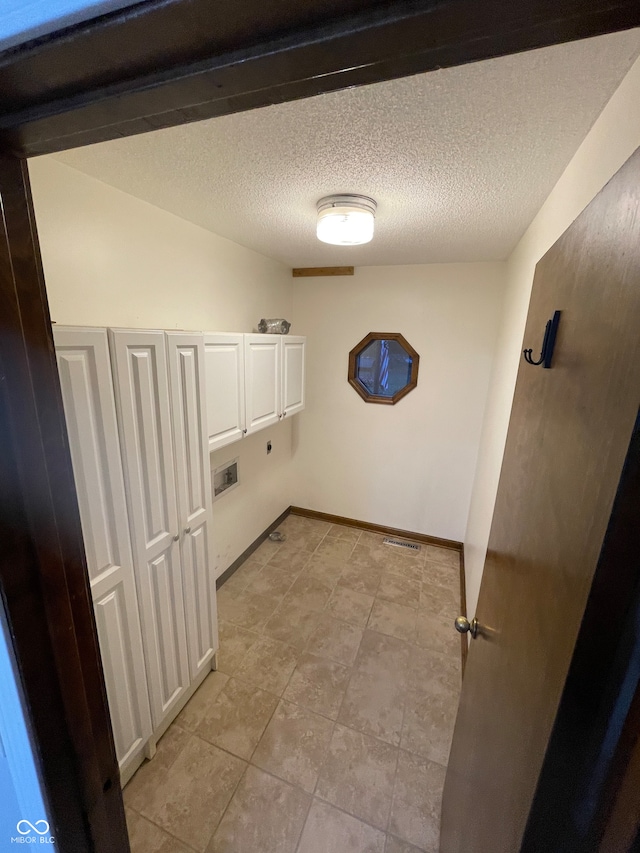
[[382, 537, 421, 552]]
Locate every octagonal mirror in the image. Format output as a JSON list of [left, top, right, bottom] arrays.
[[348, 332, 419, 404]]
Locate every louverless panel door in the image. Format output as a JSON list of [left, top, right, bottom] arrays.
[[203, 333, 246, 451], [109, 329, 190, 730], [166, 332, 218, 679], [281, 336, 306, 418], [440, 148, 640, 853], [54, 327, 152, 782], [244, 334, 281, 434]]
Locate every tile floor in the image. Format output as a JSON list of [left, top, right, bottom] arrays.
[[124, 515, 462, 853]]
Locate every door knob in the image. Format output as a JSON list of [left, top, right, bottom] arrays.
[[455, 616, 479, 639], [184, 527, 191, 534], [172, 533, 180, 542]]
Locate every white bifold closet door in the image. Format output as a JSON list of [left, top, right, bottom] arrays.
[[54, 327, 152, 781], [165, 332, 218, 679], [109, 329, 190, 730]]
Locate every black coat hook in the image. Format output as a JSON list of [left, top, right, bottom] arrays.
[[523, 310, 561, 369]]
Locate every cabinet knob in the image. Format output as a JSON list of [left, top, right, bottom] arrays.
[[184, 527, 191, 535], [172, 533, 180, 542], [242, 428, 248, 434], [283, 411, 287, 417]]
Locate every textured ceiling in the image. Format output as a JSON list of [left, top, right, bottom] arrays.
[[52, 29, 640, 267]]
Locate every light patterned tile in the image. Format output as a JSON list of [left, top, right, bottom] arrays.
[[218, 570, 250, 596], [314, 537, 357, 563], [354, 630, 411, 692], [263, 599, 323, 650], [124, 725, 190, 812], [267, 545, 315, 574], [125, 808, 195, 853], [347, 544, 390, 574], [325, 524, 362, 544], [357, 531, 387, 547], [298, 800, 385, 853], [196, 677, 278, 759], [306, 615, 363, 666], [422, 560, 460, 592], [252, 700, 334, 792], [316, 724, 398, 830], [207, 766, 310, 853], [252, 538, 283, 564], [283, 652, 351, 719], [237, 635, 300, 695], [389, 751, 445, 853], [246, 564, 296, 598], [422, 545, 460, 570], [301, 557, 345, 587], [284, 575, 334, 613], [419, 585, 460, 619], [377, 574, 421, 609], [407, 647, 461, 701], [276, 529, 326, 552], [368, 599, 417, 643], [339, 562, 383, 597], [134, 735, 245, 852], [216, 621, 260, 674], [382, 555, 424, 582], [217, 588, 280, 631], [385, 834, 424, 853], [338, 669, 405, 746], [175, 671, 230, 732], [224, 557, 264, 587], [401, 687, 458, 767], [215, 583, 241, 611], [327, 586, 375, 627], [414, 611, 461, 658], [278, 514, 309, 533], [285, 515, 332, 536]]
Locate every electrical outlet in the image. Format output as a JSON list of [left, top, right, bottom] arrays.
[[267, 440, 272, 454]]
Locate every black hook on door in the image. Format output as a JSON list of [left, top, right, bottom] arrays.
[[523, 310, 561, 369]]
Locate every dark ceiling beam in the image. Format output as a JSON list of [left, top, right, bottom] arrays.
[[1, 0, 640, 157]]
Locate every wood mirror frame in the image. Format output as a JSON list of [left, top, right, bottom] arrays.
[[348, 332, 420, 405]]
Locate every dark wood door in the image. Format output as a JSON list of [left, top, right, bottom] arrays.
[[440, 147, 640, 853]]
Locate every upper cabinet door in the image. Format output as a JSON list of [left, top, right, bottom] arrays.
[[203, 333, 246, 451], [54, 327, 152, 779], [109, 329, 190, 730], [166, 333, 218, 679], [244, 334, 281, 434], [281, 336, 306, 418]]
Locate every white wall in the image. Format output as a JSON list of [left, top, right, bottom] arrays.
[[291, 264, 506, 542], [464, 56, 640, 619], [29, 156, 294, 577]]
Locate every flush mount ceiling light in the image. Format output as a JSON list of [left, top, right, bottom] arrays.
[[316, 194, 377, 246]]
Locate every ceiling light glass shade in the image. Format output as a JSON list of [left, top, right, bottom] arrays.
[[316, 194, 377, 245]]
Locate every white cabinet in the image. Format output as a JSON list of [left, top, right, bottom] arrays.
[[281, 335, 306, 418], [204, 333, 246, 452], [109, 329, 191, 731], [244, 334, 282, 435], [54, 327, 152, 783], [166, 333, 218, 679], [204, 334, 306, 446]]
